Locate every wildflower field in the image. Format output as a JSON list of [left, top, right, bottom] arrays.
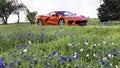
[[0, 21, 120, 68]]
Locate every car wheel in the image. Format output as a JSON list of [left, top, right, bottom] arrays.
[[58, 19, 65, 25], [38, 19, 43, 25], [79, 22, 87, 26]]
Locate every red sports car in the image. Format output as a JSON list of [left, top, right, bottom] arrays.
[[36, 11, 87, 26]]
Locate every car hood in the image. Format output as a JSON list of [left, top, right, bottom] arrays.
[[66, 15, 87, 20]]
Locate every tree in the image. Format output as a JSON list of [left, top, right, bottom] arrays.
[[26, 9, 38, 24], [0, 0, 26, 24], [12, 1, 26, 24], [97, 0, 120, 22]]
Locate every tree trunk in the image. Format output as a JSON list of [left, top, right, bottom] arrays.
[[17, 12, 20, 24], [2, 17, 8, 25]]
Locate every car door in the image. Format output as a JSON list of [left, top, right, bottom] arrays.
[[47, 12, 59, 25]]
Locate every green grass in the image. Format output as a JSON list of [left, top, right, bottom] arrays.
[[0, 22, 120, 68]]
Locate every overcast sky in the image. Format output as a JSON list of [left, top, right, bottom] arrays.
[[8, 0, 100, 23]]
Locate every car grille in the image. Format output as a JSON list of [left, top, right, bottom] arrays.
[[75, 21, 87, 26], [68, 20, 74, 25]]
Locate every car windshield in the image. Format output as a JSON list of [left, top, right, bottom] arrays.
[[57, 11, 75, 16]]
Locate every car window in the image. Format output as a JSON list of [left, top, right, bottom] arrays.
[[48, 12, 56, 16], [64, 11, 74, 16]]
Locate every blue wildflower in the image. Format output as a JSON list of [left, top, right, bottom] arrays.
[[61, 56, 67, 61], [0, 60, 5, 68], [58, 58, 61, 62], [101, 60, 106, 65], [44, 61, 47, 65], [118, 50, 120, 54], [46, 63, 51, 68], [0, 56, 4, 61], [62, 62, 65, 65], [9, 61, 14, 67], [73, 52, 79, 59], [58, 52, 61, 56], [34, 58, 38, 65], [68, 56, 72, 62], [75, 65, 79, 68], [52, 50, 56, 57], [17, 60, 22, 65]]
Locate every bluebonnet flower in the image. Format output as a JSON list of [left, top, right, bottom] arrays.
[[62, 62, 65, 65], [75, 65, 79, 68], [52, 50, 56, 57], [44, 61, 51, 68], [61, 56, 67, 61], [9, 61, 14, 67], [68, 56, 72, 62], [58, 52, 61, 56], [101, 60, 106, 65], [73, 52, 79, 59], [0, 56, 4, 61], [17, 60, 22, 65], [34, 58, 38, 65], [58, 58, 61, 62], [105, 52, 108, 57], [118, 50, 120, 54], [44, 61, 47, 65], [0, 60, 5, 68]]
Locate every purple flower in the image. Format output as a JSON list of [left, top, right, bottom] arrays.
[[17, 60, 22, 65], [9, 61, 14, 67], [73, 52, 79, 59], [34, 58, 38, 65], [58, 52, 61, 56], [58, 58, 61, 62], [62, 62, 65, 65], [61, 56, 67, 61], [68, 56, 72, 62], [101, 60, 106, 65], [75, 65, 79, 68], [44, 61, 47, 65], [0, 56, 4, 61], [52, 50, 56, 57], [118, 50, 120, 54], [0, 61, 5, 68], [44, 61, 51, 68]]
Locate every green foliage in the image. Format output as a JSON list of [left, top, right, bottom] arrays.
[[0, 24, 120, 67], [26, 10, 38, 24], [0, 0, 25, 24], [97, 0, 120, 22]]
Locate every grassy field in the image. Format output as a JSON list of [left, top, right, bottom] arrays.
[[0, 20, 120, 68]]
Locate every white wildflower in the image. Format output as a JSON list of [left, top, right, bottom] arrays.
[[110, 63, 112, 66], [68, 43, 72, 46], [93, 53, 97, 57], [108, 54, 112, 57], [84, 42, 88, 45], [80, 49, 84, 52], [111, 43, 114, 45], [28, 40, 32, 44], [23, 48, 27, 52], [103, 41, 106, 44], [115, 65, 118, 68], [98, 44, 100, 46], [86, 54, 89, 57]]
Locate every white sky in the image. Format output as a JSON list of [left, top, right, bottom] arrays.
[[8, 0, 100, 23]]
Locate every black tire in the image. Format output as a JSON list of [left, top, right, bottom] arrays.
[[38, 19, 43, 26], [58, 18, 65, 26], [79, 22, 87, 26]]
